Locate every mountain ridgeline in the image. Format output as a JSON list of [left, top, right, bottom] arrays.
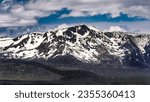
[[0, 25, 150, 68]]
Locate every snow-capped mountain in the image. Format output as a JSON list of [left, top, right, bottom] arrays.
[[0, 25, 150, 67]]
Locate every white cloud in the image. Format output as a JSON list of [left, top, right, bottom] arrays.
[[0, 0, 53, 27], [104, 26, 127, 32], [57, 0, 150, 18], [60, 11, 91, 18], [83, 21, 150, 33], [0, 0, 150, 27], [59, 0, 121, 18], [0, 0, 55, 27], [54, 23, 71, 30]]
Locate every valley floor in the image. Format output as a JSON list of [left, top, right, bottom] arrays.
[[0, 59, 150, 85]]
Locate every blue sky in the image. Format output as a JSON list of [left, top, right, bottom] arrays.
[[0, 0, 150, 33], [38, 9, 146, 24]]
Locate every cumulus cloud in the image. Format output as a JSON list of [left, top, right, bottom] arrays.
[[59, 0, 150, 18], [105, 26, 127, 32], [60, 11, 91, 18], [82, 21, 150, 33], [0, 0, 54, 27], [0, 0, 150, 27]]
